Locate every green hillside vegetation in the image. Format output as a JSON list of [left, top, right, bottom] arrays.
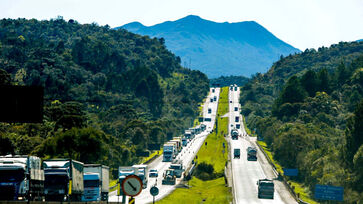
[[240, 41, 363, 203], [209, 75, 250, 87], [0, 17, 209, 177]]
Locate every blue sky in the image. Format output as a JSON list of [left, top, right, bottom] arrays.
[[1, 0, 363, 50]]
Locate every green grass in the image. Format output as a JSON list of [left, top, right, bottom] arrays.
[[257, 141, 318, 204], [157, 177, 232, 204], [157, 87, 232, 203], [109, 179, 118, 192], [140, 148, 164, 164]]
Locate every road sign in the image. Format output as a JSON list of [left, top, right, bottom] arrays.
[[150, 186, 159, 196], [283, 168, 298, 176], [314, 184, 344, 201], [121, 175, 143, 197]]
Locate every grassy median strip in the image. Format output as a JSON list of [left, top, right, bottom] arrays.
[[157, 87, 232, 204], [257, 141, 318, 204]]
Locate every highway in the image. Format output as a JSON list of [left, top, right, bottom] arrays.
[[109, 87, 220, 203], [228, 86, 297, 204]]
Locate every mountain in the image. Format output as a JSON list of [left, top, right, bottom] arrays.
[[119, 15, 300, 78]]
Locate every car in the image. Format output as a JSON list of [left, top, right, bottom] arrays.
[[149, 169, 158, 178]]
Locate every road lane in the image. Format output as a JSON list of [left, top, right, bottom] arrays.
[[228, 86, 296, 204], [109, 87, 220, 203]]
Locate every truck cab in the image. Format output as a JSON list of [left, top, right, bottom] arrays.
[[163, 144, 174, 162], [169, 161, 184, 178], [257, 179, 274, 199], [43, 159, 84, 202], [132, 164, 148, 189], [247, 147, 257, 161], [162, 169, 176, 185], [118, 166, 135, 188], [231, 128, 239, 140], [234, 149, 240, 159], [82, 173, 100, 201], [0, 155, 44, 201]]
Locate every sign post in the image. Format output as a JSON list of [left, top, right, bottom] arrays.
[[121, 175, 143, 204], [150, 186, 159, 204]]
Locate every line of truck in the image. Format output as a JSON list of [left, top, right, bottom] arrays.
[[0, 155, 109, 202], [163, 124, 206, 162]]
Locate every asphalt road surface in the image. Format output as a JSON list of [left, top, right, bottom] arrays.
[[228, 86, 297, 204], [109, 87, 220, 203]]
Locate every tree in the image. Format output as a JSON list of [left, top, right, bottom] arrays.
[[0, 69, 11, 85], [317, 68, 330, 93], [344, 100, 363, 166], [300, 70, 318, 97]]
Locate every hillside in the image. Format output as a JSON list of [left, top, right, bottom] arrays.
[[0, 17, 209, 176], [240, 41, 363, 202], [119, 15, 300, 78]]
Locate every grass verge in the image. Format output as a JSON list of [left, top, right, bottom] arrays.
[[140, 148, 164, 164], [257, 141, 318, 204], [157, 87, 232, 203]]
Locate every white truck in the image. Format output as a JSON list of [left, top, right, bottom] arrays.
[[0, 155, 44, 201], [170, 160, 184, 178], [43, 159, 84, 201], [163, 144, 175, 162], [132, 164, 148, 189], [82, 164, 109, 201]]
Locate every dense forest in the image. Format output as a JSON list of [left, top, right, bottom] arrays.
[[240, 41, 363, 202], [209, 75, 250, 87], [0, 17, 209, 177]]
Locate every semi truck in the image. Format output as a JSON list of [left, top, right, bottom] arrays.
[[167, 141, 178, 157], [233, 149, 240, 159], [170, 138, 182, 153], [43, 159, 84, 201], [118, 166, 135, 183], [257, 179, 274, 199], [182, 137, 188, 146], [231, 128, 239, 140], [170, 160, 184, 178], [163, 144, 175, 162], [162, 169, 176, 185], [184, 130, 192, 139], [247, 147, 257, 161], [0, 155, 44, 201], [200, 124, 206, 131], [82, 164, 109, 201], [132, 164, 148, 189]]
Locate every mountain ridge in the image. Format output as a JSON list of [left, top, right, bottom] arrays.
[[118, 15, 300, 78]]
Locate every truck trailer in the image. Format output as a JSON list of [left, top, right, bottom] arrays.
[[43, 159, 84, 201], [0, 155, 44, 201], [82, 164, 109, 201]]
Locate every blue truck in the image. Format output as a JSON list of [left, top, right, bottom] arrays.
[[163, 144, 175, 162], [82, 164, 109, 201], [0, 155, 44, 201]]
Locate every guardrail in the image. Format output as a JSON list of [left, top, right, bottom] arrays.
[[255, 142, 310, 204]]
